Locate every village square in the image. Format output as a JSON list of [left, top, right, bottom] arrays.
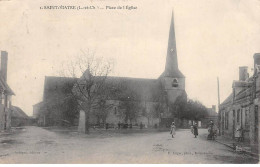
[[0, 0, 260, 164]]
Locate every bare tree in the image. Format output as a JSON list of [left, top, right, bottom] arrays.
[[60, 50, 115, 133]]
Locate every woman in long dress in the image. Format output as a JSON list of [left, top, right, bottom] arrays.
[[170, 122, 176, 138], [193, 123, 198, 138]]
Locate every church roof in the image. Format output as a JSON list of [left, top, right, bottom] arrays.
[[98, 76, 164, 102], [43, 76, 78, 101], [42, 75, 164, 105]]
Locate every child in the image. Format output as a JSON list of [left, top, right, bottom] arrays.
[[170, 122, 176, 138]]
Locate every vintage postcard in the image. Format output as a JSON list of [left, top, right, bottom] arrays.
[[0, 0, 259, 164]]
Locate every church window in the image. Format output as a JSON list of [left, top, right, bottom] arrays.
[[172, 78, 178, 87]]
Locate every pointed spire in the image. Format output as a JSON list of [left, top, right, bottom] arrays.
[[164, 10, 184, 78]]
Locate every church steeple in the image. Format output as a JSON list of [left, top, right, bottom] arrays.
[[164, 11, 184, 78]]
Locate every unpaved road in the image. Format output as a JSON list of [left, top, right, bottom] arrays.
[[0, 126, 258, 163]]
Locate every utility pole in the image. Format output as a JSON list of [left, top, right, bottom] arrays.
[[217, 77, 221, 135], [217, 77, 220, 106]]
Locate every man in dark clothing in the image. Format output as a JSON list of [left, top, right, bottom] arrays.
[[193, 123, 198, 138], [105, 123, 109, 130], [140, 122, 143, 129], [118, 121, 121, 129]]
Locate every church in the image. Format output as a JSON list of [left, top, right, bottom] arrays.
[[34, 12, 187, 129], [76, 12, 187, 130]]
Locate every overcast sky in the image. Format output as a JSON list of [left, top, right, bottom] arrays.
[[0, 0, 260, 116]]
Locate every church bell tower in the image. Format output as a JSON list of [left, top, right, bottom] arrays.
[[160, 11, 186, 105]]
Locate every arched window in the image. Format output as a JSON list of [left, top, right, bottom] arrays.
[[172, 78, 178, 87]]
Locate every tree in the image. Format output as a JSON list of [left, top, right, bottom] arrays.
[[61, 97, 79, 125], [119, 100, 140, 124], [170, 95, 208, 123], [93, 99, 114, 126], [171, 94, 187, 119], [186, 99, 208, 121], [116, 83, 141, 124], [60, 51, 115, 133]]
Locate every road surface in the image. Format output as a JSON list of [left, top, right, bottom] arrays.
[[0, 126, 258, 163]]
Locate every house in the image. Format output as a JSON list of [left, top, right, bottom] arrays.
[[0, 51, 15, 131], [32, 101, 43, 119], [219, 53, 260, 153], [201, 105, 218, 128], [10, 106, 29, 127]]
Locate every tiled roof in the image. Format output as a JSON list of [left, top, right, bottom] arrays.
[[10, 106, 29, 119]]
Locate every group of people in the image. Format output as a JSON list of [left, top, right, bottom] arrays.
[[170, 122, 199, 138]]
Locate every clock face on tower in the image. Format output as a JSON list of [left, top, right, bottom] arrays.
[[170, 49, 174, 52], [172, 78, 178, 87]]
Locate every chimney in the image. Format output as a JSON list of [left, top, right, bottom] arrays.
[[254, 53, 260, 74], [239, 66, 248, 81], [1, 51, 8, 82]]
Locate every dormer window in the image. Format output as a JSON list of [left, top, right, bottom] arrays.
[[172, 78, 178, 87]]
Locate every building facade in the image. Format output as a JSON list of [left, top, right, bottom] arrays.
[[219, 53, 260, 153], [34, 13, 187, 130], [0, 51, 15, 131]]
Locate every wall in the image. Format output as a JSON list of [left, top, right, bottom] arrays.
[[163, 77, 185, 90], [0, 104, 4, 130], [0, 104, 11, 131]]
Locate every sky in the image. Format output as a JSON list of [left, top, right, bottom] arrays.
[[0, 0, 260, 116]]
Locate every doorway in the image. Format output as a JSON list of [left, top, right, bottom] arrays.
[[255, 105, 259, 143]]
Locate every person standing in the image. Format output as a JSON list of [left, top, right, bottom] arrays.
[[209, 121, 214, 139], [118, 121, 121, 129], [193, 123, 198, 138], [170, 122, 176, 138], [140, 122, 143, 129]]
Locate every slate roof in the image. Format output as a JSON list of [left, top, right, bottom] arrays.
[[103, 76, 164, 102], [43, 76, 78, 101], [43, 75, 165, 104], [220, 93, 233, 106]]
